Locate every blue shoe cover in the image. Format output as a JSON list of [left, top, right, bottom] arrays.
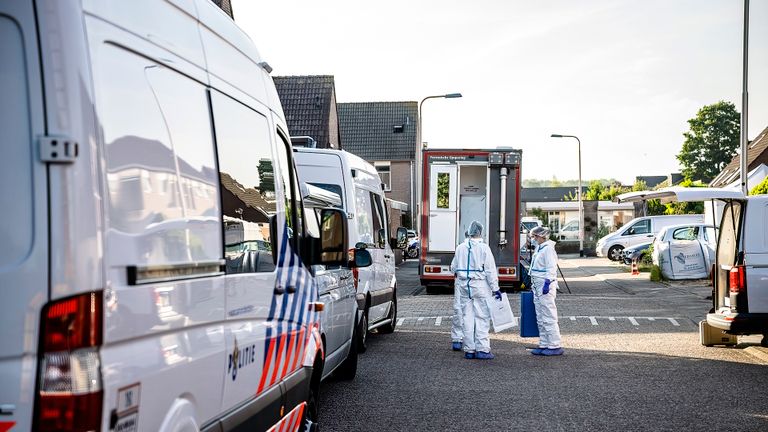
[[464, 352, 476, 359], [452, 342, 463, 351], [530, 348, 545, 355], [541, 347, 564, 356], [475, 351, 495, 360]]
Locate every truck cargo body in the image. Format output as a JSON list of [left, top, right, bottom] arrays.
[[419, 150, 522, 288]]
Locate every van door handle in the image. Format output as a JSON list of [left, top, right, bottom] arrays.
[[286, 285, 297, 294], [274, 286, 285, 295]]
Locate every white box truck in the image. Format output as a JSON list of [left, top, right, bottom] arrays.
[[419, 149, 523, 292]]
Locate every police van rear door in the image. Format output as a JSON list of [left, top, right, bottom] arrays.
[[0, 2, 49, 430]]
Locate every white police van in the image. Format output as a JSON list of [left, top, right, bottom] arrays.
[[294, 148, 406, 352], [0, 1, 364, 431]]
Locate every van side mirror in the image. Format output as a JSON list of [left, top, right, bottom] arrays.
[[350, 248, 373, 268], [396, 227, 408, 249], [311, 208, 348, 266]]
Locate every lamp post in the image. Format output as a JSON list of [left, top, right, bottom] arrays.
[[414, 93, 462, 231], [551, 134, 583, 257]]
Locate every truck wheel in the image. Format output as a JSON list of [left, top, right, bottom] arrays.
[[608, 245, 624, 261], [356, 310, 368, 354], [334, 321, 359, 380], [379, 294, 397, 334]]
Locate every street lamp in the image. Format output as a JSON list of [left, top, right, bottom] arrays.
[[414, 93, 462, 231], [551, 134, 584, 257]]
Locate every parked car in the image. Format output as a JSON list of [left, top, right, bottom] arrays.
[[407, 229, 418, 239], [0, 2, 362, 430], [295, 148, 406, 352], [559, 219, 580, 241], [520, 217, 543, 253], [615, 187, 768, 345], [622, 241, 653, 265], [652, 223, 717, 279], [597, 214, 704, 261]]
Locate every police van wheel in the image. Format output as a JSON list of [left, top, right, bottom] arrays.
[[304, 356, 322, 428], [356, 311, 368, 354], [335, 322, 359, 380], [761, 334, 768, 348], [379, 295, 397, 334]]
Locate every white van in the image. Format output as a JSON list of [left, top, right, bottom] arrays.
[[616, 187, 768, 345], [596, 214, 704, 261], [0, 1, 363, 431], [294, 148, 404, 350]]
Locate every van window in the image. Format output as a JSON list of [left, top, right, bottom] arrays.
[[437, 172, 450, 209], [370, 193, 386, 247], [355, 188, 374, 245], [308, 183, 344, 208], [275, 131, 303, 243], [95, 46, 221, 266], [211, 91, 278, 273], [623, 219, 650, 236]]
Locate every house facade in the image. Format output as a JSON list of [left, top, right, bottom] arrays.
[[339, 101, 418, 227], [273, 75, 341, 149]]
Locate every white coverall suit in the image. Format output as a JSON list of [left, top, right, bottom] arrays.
[[529, 239, 562, 349], [450, 238, 499, 353]]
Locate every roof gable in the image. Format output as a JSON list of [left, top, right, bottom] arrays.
[[338, 101, 417, 161], [273, 75, 339, 148], [710, 125, 768, 187]]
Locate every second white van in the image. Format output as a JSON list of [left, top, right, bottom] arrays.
[[294, 148, 405, 352], [597, 214, 704, 261]]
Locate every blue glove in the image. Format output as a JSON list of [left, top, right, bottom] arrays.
[[542, 279, 551, 295], [493, 290, 502, 300]]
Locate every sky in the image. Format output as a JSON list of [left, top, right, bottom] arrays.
[[231, 0, 768, 185]]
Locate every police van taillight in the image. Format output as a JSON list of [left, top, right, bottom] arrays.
[[729, 266, 746, 293], [35, 292, 103, 432]]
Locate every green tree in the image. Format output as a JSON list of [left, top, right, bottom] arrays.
[[677, 101, 740, 182], [662, 179, 705, 214], [750, 177, 768, 195]]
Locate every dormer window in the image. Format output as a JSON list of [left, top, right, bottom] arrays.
[[393, 125, 404, 133]]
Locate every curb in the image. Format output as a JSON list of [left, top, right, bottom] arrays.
[[743, 346, 768, 364]]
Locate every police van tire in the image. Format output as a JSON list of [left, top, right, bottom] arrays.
[[608, 245, 624, 261], [761, 333, 768, 348], [356, 310, 368, 354], [379, 294, 397, 334], [335, 323, 359, 380], [304, 355, 322, 428]]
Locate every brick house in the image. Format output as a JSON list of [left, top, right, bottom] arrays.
[[273, 75, 341, 149], [339, 101, 417, 227]]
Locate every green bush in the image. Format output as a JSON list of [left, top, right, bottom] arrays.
[[750, 177, 768, 196], [650, 265, 663, 282]]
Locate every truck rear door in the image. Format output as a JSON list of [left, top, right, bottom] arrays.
[[428, 165, 457, 252], [0, 2, 49, 430]]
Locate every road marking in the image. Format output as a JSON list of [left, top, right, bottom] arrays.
[[397, 318, 405, 326], [647, 317, 656, 322], [417, 317, 424, 323], [628, 317, 639, 326], [394, 315, 687, 328], [608, 317, 616, 321], [435, 316, 442, 326], [667, 318, 680, 326], [570, 316, 577, 321], [588, 317, 598, 326]]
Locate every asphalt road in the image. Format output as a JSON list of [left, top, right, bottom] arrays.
[[319, 257, 768, 431]]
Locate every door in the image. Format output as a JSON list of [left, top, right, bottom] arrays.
[[429, 165, 457, 252], [0, 4, 48, 430], [459, 195, 487, 244], [620, 218, 653, 248], [368, 191, 393, 323]]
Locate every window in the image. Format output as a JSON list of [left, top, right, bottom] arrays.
[[672, 226, 699, 241], [370, 193, 388, 248], [437, 172, 450, 209], [548, 211, 561, 232], [375, 162, 392, 192], [624, 219, 650, 235], [275, 131, 304, 243], [94, 45, 220, 266], [355, 188, 374, 245], [211, 91, 278, 273], [309, 182, 344, 208]]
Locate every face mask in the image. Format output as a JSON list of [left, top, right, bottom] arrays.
[[530, 238, 537, 247]]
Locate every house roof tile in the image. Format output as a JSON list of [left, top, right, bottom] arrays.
[[273, 75, 337, 148], [338, 101, 417, 161]]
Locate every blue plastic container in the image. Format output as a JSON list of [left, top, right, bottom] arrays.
[[520, 291, 539, 337]]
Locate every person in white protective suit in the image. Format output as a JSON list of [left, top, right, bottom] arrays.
[[528, 226, 564, 356], [450, 221, 502, 360], [450, 230, 470, 351]]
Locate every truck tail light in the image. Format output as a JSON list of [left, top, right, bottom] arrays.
[[424, 266, 442, 273], [729, 266, 746, 293], [498, 267, 516, 276], [35, 292, 103, 432]]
